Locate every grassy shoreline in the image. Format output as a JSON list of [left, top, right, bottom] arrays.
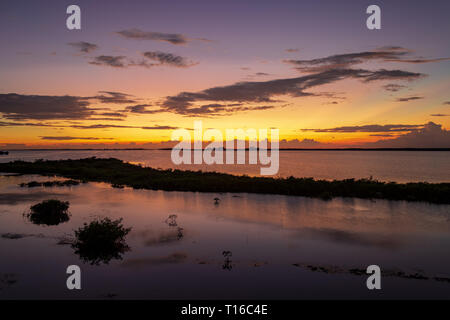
[[0, 157, 449, 204]]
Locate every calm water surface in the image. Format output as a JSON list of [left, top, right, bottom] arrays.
[[1, 150, 449, 182], [0, 174, 449, 299]]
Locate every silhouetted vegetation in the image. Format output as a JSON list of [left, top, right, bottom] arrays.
[[19, 179, 80, 188], [1, 157, 449, 204], [1, 233, 26, 239], [222, 251, 233, 270], [72, 217, 131, 265], [163, 214, 184, 240], [293, 262, 450, 283], [165, 214, 178, 227], [25, 199, 70, 226]]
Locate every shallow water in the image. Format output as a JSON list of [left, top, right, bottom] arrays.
[[0, 174, 449, 299], [1, 149, 449, 182]]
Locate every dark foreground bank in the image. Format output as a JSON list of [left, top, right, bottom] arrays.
[[0, 157, 449, 204]]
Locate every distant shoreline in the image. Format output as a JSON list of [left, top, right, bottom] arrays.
[[2, 148, 450, 152]]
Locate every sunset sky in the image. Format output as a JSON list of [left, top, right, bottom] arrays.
[[0, 0, 449, 148]]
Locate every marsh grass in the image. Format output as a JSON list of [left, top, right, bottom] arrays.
[[1, 157, 449, 204], [19, 180, 80, 188]]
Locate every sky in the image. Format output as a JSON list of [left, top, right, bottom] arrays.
[[0, 0, 449, 148]]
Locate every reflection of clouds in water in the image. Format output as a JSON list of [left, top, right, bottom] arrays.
[[135, 214, 185, 245], [134, 228, 184, 246], [295, 227, 401, 249], [1, 174, 449, 298], [122, 252, 187, 267]]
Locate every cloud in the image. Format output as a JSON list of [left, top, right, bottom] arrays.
[[297, 122, 450, 148], [0, 120, 56, 127], [160, 68, 423, 115], [0, 92, 136, 122], [284, 47, 449, 73], [167, 103, 279, 116], [94, 91, 137, 104], [395, 96, 424, 102], [244, 72, 271, 80], [67, 42, 98, 53], [365, 122, 450, 148], [69, 123, 178, 131], [142, 51, 197, 68], [384, 58, 450, 64], [125, 104, 162, 114], [285, 48, 299, 53], [0, 93, 93, 120], [360, 69, 424, 82], [116, 28, 211, 45], [0, 116, 185, 132], [94, 112, 126, 118], [430, 114, 449, 117], [89, 52, 197, 69], [39, 136, 114, 141], [301, 124, 424, 133], [444, 101, 450, 105], [89, 55, 127, 68], [383, 83, 406, 92], [279, 138, 327, 148], [141, 125, 179, 130], [322, 101, 339, 105], [69, 124, 136, 130], [369, 134, 398, 137]]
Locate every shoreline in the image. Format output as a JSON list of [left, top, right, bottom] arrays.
[[0, 157, 449, 204], [1, 148, 450, 152]]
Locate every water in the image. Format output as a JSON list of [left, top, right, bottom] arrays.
[[1, 149, 449, 182], [0, 174, 449, 299]]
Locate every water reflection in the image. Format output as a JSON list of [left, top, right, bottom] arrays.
[[72, 217, 131, 265], [222, 251, 233, 271], [25, 200, 71, 226], [165, 214, 178, 227], [0, 273, 18, 291], [0, 192, 70, 205], [122, 252, 188, 268], [0, 174, 450, 299], [295, 227, 401, 249]]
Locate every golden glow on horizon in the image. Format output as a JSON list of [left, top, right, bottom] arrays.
[[1, 71, 449, 147]]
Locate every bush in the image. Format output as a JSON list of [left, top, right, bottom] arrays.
[[72, 217, 131, 265], [26, 200, 70, 226]]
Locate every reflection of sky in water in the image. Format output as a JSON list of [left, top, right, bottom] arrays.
[[1, 150, 450, 182], [0, 174, 449, 299]]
